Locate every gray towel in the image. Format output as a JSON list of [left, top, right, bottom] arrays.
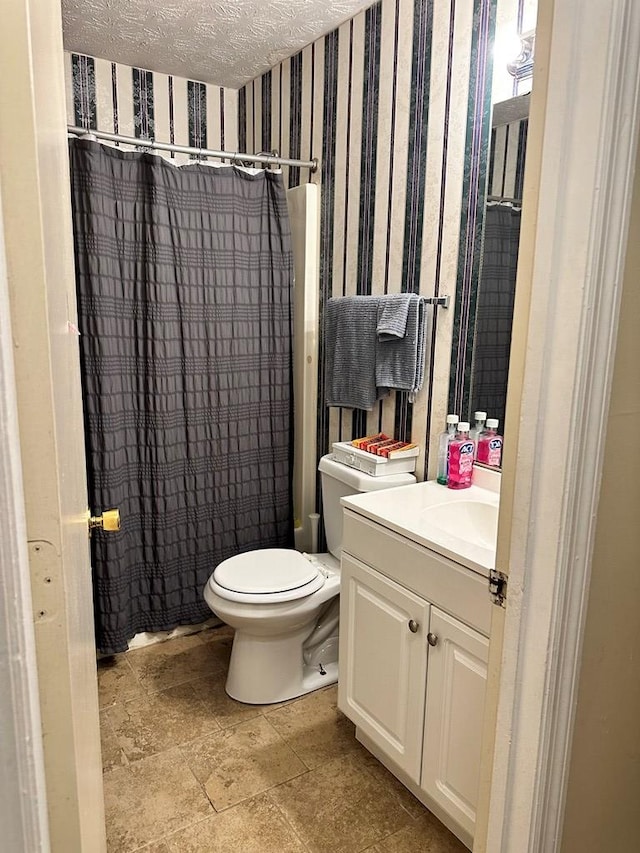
[[411, 297, 429, 399], [325, 296, 388, 410], [376, 293, 414, 340], [375, 294, 430, 401]]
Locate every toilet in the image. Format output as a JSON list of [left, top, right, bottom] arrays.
[[203, 454, 416, 704]]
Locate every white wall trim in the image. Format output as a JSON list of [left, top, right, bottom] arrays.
[[532, 3, 640, 847], [486, 0, 640, 850], [0, 184, 51, 851]]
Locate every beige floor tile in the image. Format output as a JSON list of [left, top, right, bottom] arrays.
[[134, 843, 172, 853], [192, 627, 234, 668], [181, 715, 307, 811], [356, 748, 429, 821], [98, 655, 145, 708], [163, 793, 308, 852], [265, 685, 360, 769], [189, 672, 264, 729], [102, 635, 458, 853], [268, 752, 414, 853], [126, 634, 227, 692], [104, 682, 222, 762], [189, 671, 296, 727], [100, 711, 129, 773], [198, 624, 235, 643], [365, 812, 468, 852], [103, 747, 213, 852]]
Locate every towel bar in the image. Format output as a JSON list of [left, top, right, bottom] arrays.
[[423, 295, 450, 309]]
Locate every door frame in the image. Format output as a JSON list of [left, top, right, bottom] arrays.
[[0, 183, 51, 852], [0, 0, 105, 850], [482, 0, 640, 850]]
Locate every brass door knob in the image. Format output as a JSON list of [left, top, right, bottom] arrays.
[[88, 508, 121, 533]]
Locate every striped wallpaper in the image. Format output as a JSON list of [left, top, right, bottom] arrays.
[[240, 0, 497, 483], [63, 0, 500, 486], [64, 52, 239, 163]]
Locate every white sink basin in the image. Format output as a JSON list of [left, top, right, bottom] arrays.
[[341, 480, 500, 574], [421, 500, 498, 550]]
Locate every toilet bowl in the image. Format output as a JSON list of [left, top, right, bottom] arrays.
[[204, 549, 341, 703], [203, 454, 416, 704]]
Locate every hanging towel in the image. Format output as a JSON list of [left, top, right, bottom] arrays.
[[376, 293, 414, 340], [375, 294, 430, 401], [325, 296, 388, 410], [412, 297, 429, 399]]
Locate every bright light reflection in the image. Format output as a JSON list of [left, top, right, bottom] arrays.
[[494, 30, 523, 70]]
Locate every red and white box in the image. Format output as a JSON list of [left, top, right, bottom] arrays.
[[331, 440, 419, 476]]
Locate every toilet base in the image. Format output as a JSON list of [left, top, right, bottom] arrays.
[[226, 660, 338, 705], [224, 626, 339, 704]]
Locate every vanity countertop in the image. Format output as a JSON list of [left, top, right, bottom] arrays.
[[341, 480, 499, 576]]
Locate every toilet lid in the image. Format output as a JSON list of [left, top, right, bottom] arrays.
[[213, 549, 320, 595]]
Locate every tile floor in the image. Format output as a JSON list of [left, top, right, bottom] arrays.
[[99, 626, 467, 853]]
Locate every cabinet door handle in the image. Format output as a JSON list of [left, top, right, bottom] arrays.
[[408, 619, 419, 633], [427, 632, 438, 647]]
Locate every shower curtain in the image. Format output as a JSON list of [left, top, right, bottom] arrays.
[[469, 204, 521, 430], [69, 139, 294, 654]]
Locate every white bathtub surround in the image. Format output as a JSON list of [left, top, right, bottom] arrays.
[[124, 617, 222, 652]]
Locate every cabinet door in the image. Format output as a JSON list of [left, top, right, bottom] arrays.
[[338, 553, 430, 782], [421, 607, 489, 838]]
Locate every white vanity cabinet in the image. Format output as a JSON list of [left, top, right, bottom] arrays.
[[338, 508, 492, 850], [340, 553, 430, 781], [420, 606, 489, 839]]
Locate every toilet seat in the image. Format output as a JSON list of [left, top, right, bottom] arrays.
[[209, 549, 326, 604]]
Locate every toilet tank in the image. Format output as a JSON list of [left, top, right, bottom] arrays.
[[317, 454, 416, 558]]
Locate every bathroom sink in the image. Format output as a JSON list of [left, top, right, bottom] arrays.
[[341, 479, 500, 574], [420, 500, 498, 550]]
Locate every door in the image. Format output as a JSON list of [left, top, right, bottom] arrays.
[[422, 607, 489, 840], [477, 3, 640, 851], [0, 2, 105, 850], [338, 553, 430, 782]]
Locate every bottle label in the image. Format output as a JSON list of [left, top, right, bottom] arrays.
[[448, 441, 474, 488], [487, 437, 502, 467], [478, 436, 502, 466], [459, 443, 474, 474]]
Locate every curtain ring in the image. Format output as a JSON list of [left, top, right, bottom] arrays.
[[256, 150, 279, 171], [256, 151, 270, 170]]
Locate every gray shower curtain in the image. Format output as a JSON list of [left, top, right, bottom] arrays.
[[469, 204, 521, 430], [69, 139, 294, 654]]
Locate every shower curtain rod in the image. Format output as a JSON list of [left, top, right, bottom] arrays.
[[67, 126, 319, 173]]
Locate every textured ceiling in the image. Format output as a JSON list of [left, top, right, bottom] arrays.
[[62, 0, 377, 89]]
